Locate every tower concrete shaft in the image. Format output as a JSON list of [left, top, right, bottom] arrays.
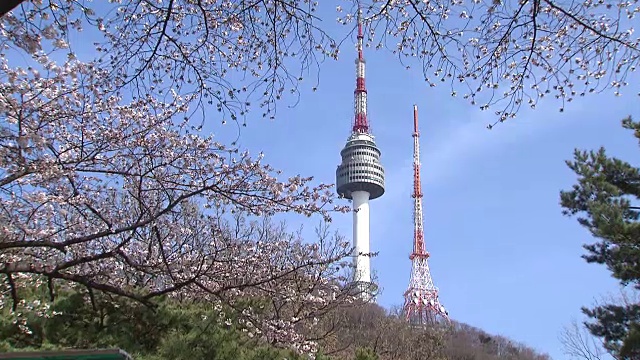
[[402, 105, 449, 325], [335, 5, 385, 302]]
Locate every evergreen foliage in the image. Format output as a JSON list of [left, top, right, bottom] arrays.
[[0, 282, 550, 360], [561, 116, 640, 359], [0, 286, 302, 360], [353, 347, 378, 360]]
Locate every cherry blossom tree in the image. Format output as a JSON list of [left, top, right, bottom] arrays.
[[349, 0, 639, 127], [1, 0, 638, 350], [1, 0, 339, 125], [2, 0, 638, 127], [0, 51, 361, 353]]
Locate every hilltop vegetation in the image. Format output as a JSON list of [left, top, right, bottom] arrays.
[[320, 303, 550, 360], [0, 279, 550, 360]]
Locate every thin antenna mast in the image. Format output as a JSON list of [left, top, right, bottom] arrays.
[[411, 104, 427, 259], [402, 104, 449, 325], [352, 3, 369, 133]]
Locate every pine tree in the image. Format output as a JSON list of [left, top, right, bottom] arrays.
[[560, 116, 640, 359], [353, 347, 378, 360]]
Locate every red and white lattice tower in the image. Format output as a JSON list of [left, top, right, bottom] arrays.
[[402, 105, 449, 325]]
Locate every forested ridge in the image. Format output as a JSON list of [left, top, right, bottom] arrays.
[[0, 280, 549, 360]]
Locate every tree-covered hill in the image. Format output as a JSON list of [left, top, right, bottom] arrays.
[[0, 285, 550, 360], [318, 302, 550, 360]]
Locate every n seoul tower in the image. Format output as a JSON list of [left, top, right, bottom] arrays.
[[335, 6, 385, 301]]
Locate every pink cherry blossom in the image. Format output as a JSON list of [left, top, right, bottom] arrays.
[[0, 53, 355, 353], [339, 0, 638, 127]]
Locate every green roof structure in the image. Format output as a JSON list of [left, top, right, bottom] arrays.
[[0, 349, 132, 360]]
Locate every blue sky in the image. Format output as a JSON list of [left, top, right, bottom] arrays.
[[220, 7, 639, 360], [235, 55, 637, 358], [6, 1, 639, 358]]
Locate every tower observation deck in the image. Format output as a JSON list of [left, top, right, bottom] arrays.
[[336, 133, 385, 200], [335, 7, 385, 301]]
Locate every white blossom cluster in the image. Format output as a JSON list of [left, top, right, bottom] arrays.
[[0, 0, 339, 123], [0, 56, 355, 346], [0, 5, 355, 352], [338, 0, 639, 127]]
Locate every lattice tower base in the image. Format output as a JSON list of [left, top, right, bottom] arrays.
[[402, 256, 449, 326]]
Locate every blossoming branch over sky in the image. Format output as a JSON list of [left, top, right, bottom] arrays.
[[0, 0, 639, 358]]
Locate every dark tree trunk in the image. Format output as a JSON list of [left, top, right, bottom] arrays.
[[1, 0, 25, 19]]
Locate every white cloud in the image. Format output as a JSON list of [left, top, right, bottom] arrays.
[[379, 104, 584, 207]]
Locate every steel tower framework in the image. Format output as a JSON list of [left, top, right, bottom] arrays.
[[402, 105, 449, 325], [335, 6, 385, 301]]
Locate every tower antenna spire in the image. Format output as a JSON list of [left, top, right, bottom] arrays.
[[411, 104, 425, 257], [352, 2, 368, 133], [402, 104, 450, 325]]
